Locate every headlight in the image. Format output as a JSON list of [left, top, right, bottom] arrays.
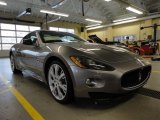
[[70, 56, 115, 71]]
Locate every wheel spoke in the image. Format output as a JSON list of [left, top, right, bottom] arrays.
[[50, 67, 56, 79], [57, 86, 63, 99], [52, 86, 57, 96], [58, 72, 65, 81], [59, 84, 67, 93], [54, 64, 59, 77]]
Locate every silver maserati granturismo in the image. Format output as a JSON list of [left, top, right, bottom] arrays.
[[10, 30, 151, 103]]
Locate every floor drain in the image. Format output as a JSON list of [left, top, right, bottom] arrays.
[[138, 88, 160, 99]]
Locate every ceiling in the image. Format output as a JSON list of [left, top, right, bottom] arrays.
[[0, 0, 160, 26]]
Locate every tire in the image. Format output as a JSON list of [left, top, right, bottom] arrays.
[[10, 54, 21, 74], [47, 61, 74, 104], [134, 49, 140, 55]]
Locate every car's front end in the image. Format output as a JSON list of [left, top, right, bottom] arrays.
[[66, 46, 151, 99]]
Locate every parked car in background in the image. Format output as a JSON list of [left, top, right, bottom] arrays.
[[88, 35, 144, 55], [129, 40, 158, 55], [10, 31, 151, 104]]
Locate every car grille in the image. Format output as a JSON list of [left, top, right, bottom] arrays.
[[121, 66, 151, 88]]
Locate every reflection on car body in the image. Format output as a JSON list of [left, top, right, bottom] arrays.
[[10, 30, 151, 104]]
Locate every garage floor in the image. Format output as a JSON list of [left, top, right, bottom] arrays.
[[0, 58, 160, 120]]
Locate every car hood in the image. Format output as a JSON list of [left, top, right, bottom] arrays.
[[47, 41, 137, 63]]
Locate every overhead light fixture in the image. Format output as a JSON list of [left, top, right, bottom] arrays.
[[17, 8, 31, 18], [40, 10, 69, 17], [113, 19, 137, 25], [104, 0, 112, 2], [86, 24, 101, 28], [85, 18, 102, 23], [87, 25, 104, 30], [0, 1, 7, 6], [126, 7, 143, 14], [113, 17, 137, 23]]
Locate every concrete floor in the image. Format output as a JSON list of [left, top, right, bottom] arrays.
[[0, 58, 160, 120]]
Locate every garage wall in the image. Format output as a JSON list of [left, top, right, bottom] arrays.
[[87, 19, 158, 41]]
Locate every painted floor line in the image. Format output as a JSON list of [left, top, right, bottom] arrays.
[[0, 74, 45, 120]]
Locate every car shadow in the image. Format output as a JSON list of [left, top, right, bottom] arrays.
[[68, 93, 136, 110], [11, 72, 138, 110]]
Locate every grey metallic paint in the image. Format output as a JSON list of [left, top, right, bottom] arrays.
[[10, 30, 151, 98]]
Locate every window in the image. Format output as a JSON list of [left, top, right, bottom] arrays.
[[113, 35, 136, 42], [29, 26, 40, 31], [17, 38, 22, 43], [23, 32, 37, 45], [16, 31, 29, 37], [1, 23, 15, 30], [59, 28, 67, 32], [1, 30, 16, 37], [67, 29, 74, 34], [0, 23, 40, 50], [50, 27, 58, 31], [49, 27, 75, 34], [40, 31, 83, 43], [16, 25, 29, 31], [1, 37, 16, 44]]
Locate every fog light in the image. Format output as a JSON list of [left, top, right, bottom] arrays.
[[86, 78, 97, 87]]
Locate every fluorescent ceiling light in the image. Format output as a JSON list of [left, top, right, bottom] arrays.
[[40, 10, 69, 17], [104, 0, 112, 2], [0, 1, 7, 5], [113, 17, 137, 23], [126, 7, 143, 14], [85, 18, 102, 23], [113, 19, 137, 25], [87, 25, 104, 30], [86, 24, 101, 28]]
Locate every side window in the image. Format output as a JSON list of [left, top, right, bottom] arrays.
[[23, 32, 37, 45]]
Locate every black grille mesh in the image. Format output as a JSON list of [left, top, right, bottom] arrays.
[[121, 66, 151, 88]]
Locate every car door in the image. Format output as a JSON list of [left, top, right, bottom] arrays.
[[19, 32, 39, 73]]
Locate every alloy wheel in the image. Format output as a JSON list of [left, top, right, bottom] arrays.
[[10, 55, 15, 71], [48, 64, 67, 100]]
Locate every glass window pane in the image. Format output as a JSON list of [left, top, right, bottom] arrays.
[[1, 23, 15, 30], [17, 38, 22, 43], [29, 26, 40, 31], [2, 44, 14, 50], [1, 30, 16, 37], [67, 29, 74, 34], [50, 27, 59, 31], [59, 28, 67, 32], [16, 31, 29, 37], [2, 37, 16, 43], [16, 25, 29, 31]]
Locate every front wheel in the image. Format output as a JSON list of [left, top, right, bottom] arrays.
[[48, 61, 74, 104], [10, 54, 21, 73]]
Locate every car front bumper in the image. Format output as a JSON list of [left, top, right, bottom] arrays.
[[69, 64, 151, 98]]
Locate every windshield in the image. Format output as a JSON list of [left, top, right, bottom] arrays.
[[39, 31, 85, 43]]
